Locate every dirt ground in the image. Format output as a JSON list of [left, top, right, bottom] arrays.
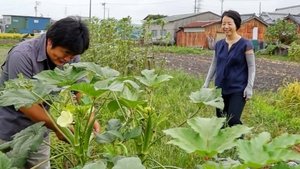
[[157, 54, 300, 91]]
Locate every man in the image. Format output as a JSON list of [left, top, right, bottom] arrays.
[[0, 17, 100, 168]]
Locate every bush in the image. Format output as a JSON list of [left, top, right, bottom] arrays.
[[82, 17, 150, 75], [288, 42, 300, 61], [0, 33, 22, 39], [278, 81, 300, 112]]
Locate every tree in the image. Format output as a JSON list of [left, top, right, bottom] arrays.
[[265, 20, 297, 45]]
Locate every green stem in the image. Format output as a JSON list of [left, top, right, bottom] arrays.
[[112, 91, 128, 121], [40, 104, 75, 146], [148, 106, 201, 148], [31, 91, 75, 146], [150, 166, 183, 169], [30, 152, 76, 169], [142, 112, 153, 159], [116, 142, 128, 156], [42, 140, 75, 167], [144, 157, 182, 169]]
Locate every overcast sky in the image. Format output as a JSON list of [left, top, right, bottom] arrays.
[[0, 0, 299, 23]]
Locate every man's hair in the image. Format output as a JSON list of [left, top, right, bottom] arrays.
[[46, 16, 90, 55], [221, 10, 241, 30]]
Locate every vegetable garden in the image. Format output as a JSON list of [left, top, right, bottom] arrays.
[[0, 17, 300, 169]]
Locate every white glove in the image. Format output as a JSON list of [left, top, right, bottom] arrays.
[[243, 85, 253, 100]]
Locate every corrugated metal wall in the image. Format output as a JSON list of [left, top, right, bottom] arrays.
[[5, 16, 50, 34]]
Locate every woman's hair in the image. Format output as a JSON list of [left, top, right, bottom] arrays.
[[46, 16, 90, 55], [221, 10, 241, 30]]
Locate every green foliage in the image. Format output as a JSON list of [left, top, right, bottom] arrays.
[[83, 17, 148, 75], [112, 157, 145, 169], [265, 44, 277, 55], [135, 69, 173, 88], [145, 14, 167, 21], [164, 117, 252, 158], [265, 20, 298, 45], [0, 122, 47, 168], [196, 160, 245, 169], [0, 152, 18, 169], [278, 81, 300, 112], [237, 132, 300, 168], [288, 42, 300, 61], [34, 64, 89, 86], [189, 88, 224, 110], [0, 62, 173, 167], [154, 46, 214, 56], [73, 157, 145, 169]]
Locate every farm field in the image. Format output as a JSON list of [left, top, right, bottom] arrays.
[[1, 43, 300, 168]]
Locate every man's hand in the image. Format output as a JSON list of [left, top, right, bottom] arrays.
[[93, 120, 101, 133], [55, 130, 68, 143]]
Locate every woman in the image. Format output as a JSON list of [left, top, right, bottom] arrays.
[[203, 10, 256, 127]]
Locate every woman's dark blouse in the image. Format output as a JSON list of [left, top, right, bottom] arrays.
[[214, 38, 253, 95]]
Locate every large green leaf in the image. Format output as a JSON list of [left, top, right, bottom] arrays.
[[0, 89, 40, 109], [94, 79, 124, 92], [164, 117, 251, 157], [95, 119, 123, 144], [71, 62, 120, 78], [189, 88, 224, 110], [112, 157, 145, 169], [237, 132, 300, 168], [196, 160, 246, 169], [34, 65, 88, 86], [0, 122, 47, 168], [123, 127, 142, 140], [0, 152, 17, 169], [135, 69, 172, 87], [0, 78, 57, 109], [82, 161, 106, 169], [69, 82, 106, 97]]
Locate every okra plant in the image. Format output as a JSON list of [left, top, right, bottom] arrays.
[[0, 62, 172, 168]]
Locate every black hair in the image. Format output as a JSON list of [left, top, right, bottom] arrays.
[[46, 16, 90, 55], [221, 10, 241, 30]]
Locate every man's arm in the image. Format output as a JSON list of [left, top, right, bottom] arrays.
[[19, 104, 66, 140]]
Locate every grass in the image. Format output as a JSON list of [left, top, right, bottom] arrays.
[[153, 45, 214, 56], [0, 44, 299, 168], [0, 45, 11, 65]]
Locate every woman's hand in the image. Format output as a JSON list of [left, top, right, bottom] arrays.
[[243, 86, 253, 100]]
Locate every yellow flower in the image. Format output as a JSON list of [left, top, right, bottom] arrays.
[[57, 110, 73, 127]]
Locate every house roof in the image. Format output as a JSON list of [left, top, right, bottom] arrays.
[[275, 5, 300, 12], [241, 14, 269, 26], [182, 20, 220, 28], [240, 13, 256, 21], [181, 14, 268, 29], [2, 14, 51, 19], [162, 11, 220, 22], [285, 14, 300, 25], [259, 12, 289, 24]]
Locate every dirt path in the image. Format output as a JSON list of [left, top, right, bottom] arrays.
[[157, 54, 300, 91]]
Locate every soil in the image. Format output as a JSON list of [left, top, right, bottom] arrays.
[[156, 53, 300, 91]]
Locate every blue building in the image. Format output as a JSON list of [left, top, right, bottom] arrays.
[[2, 15, 50, 33]]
